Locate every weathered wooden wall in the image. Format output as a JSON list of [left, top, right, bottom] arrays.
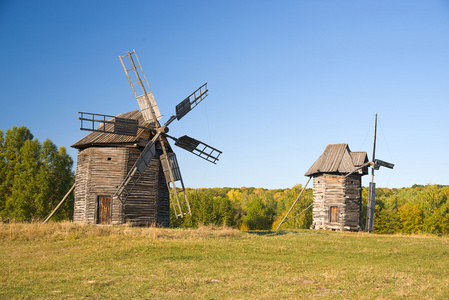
[[74, 145, 170, 227], [311, 174, 362, 231], [73, 149, 89, 223], [74, 147, 127, 224], [343, 175, 362, 230]]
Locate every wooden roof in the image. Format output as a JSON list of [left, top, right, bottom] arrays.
[[350, 151, 369, 167], [305, 143, 368, 177], [72, 110, 151, 149]]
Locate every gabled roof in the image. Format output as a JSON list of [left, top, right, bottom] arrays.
[[350, 151, 369, 167], [305, 143, 368, 177], [71, 110, 151, 149]]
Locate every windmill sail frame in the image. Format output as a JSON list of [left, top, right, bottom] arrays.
[[111, 50, 221, 218]]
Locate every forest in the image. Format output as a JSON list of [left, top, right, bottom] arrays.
[[170, 184, 449, 235], [1, 126, 448, 235]]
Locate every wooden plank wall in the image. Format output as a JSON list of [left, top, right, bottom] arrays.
[[311, 174, 362, 231], [74, 147, 127, 224], [74, 149, 89, 223], [343, 175, 362, 230]]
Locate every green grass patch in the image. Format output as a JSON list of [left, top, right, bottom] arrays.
[[1, 222, 448, 299]]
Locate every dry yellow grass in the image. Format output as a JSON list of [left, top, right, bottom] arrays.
[[1, 222, 448, 299]]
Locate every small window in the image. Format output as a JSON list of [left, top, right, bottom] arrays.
[[107, 157, 112, 161], [330, 206, 338, 223]]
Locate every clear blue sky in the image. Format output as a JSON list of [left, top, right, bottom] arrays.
[[1, 0, 448, 189]]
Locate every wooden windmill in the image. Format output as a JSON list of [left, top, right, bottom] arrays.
[[276, 113, 393, 232], [70, 50, 221, 226]]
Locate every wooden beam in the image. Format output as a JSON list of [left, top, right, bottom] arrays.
[[43, 183, 76, 224], [276, 177, 311, 230]]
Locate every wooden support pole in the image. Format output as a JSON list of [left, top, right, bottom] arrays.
[[43, 183, 75, 224], [366, 113, 377, 232], [276, 177, 311, 230]]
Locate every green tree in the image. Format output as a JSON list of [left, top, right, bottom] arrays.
[[0, 126, 74, 221], [374, 206, 400, 234], [171, 189, 236, 228], [241, 196, 273, 230], [0, 129, 6, 212]]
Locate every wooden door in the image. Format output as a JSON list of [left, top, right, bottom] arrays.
[[330, 206, 338, 223], [98, 196, 111, 224]]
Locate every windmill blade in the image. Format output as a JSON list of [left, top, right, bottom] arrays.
[[169, 135, 222, 164], [160, 152, 182, 183], [175, 83, 208, 120], [374, 159, 394, 169], [136, 93, 162, 124], [114, 117, 139, 136], [79, 112, 140, 136], [159, 146, 192, 218], [113, 132, 161, 204], [119, 50, 161, 126], [135, 139, 157, 175]]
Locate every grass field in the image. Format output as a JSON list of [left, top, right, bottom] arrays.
[[1, 222, 448, 299]]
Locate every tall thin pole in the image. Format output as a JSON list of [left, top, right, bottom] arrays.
[[366, 113, 377, 232], [371, 113, 377, 180]]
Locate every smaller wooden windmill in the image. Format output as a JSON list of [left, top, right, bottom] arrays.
[[71, 50, 222, 226], [276, 113, 393, 232]]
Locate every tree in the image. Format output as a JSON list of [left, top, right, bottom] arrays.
[[0, 126, 74, 221], [397, 203, 423, 234], [272, 185, 313, 230], [171, 189, 236, 228], [374, 206, 400, 234], [241, 196, 273, 230]]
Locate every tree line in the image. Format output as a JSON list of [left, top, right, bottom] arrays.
[[171, 184, 449, 235], [170, 186, 314, 230], [371, 184, 449, 235]]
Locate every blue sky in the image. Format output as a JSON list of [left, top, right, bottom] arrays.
[[1, 0, 448, 189]]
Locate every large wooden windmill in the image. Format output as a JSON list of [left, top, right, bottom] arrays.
[[71, 50, 221, 226]]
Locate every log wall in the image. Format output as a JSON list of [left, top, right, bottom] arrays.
[[74, 147, 127, 224], [310, 174, 362, 231]]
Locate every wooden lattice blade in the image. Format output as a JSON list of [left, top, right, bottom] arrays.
[[119, 50, 161, 127], [374, 159, 394, 169], [173, 135, 222, 164], [175, 83, 208, 120], [136, 92, 162, 124], [160, 151, 192, 218], [79, 112, 139, 136], [160, 152, 182, 183]]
